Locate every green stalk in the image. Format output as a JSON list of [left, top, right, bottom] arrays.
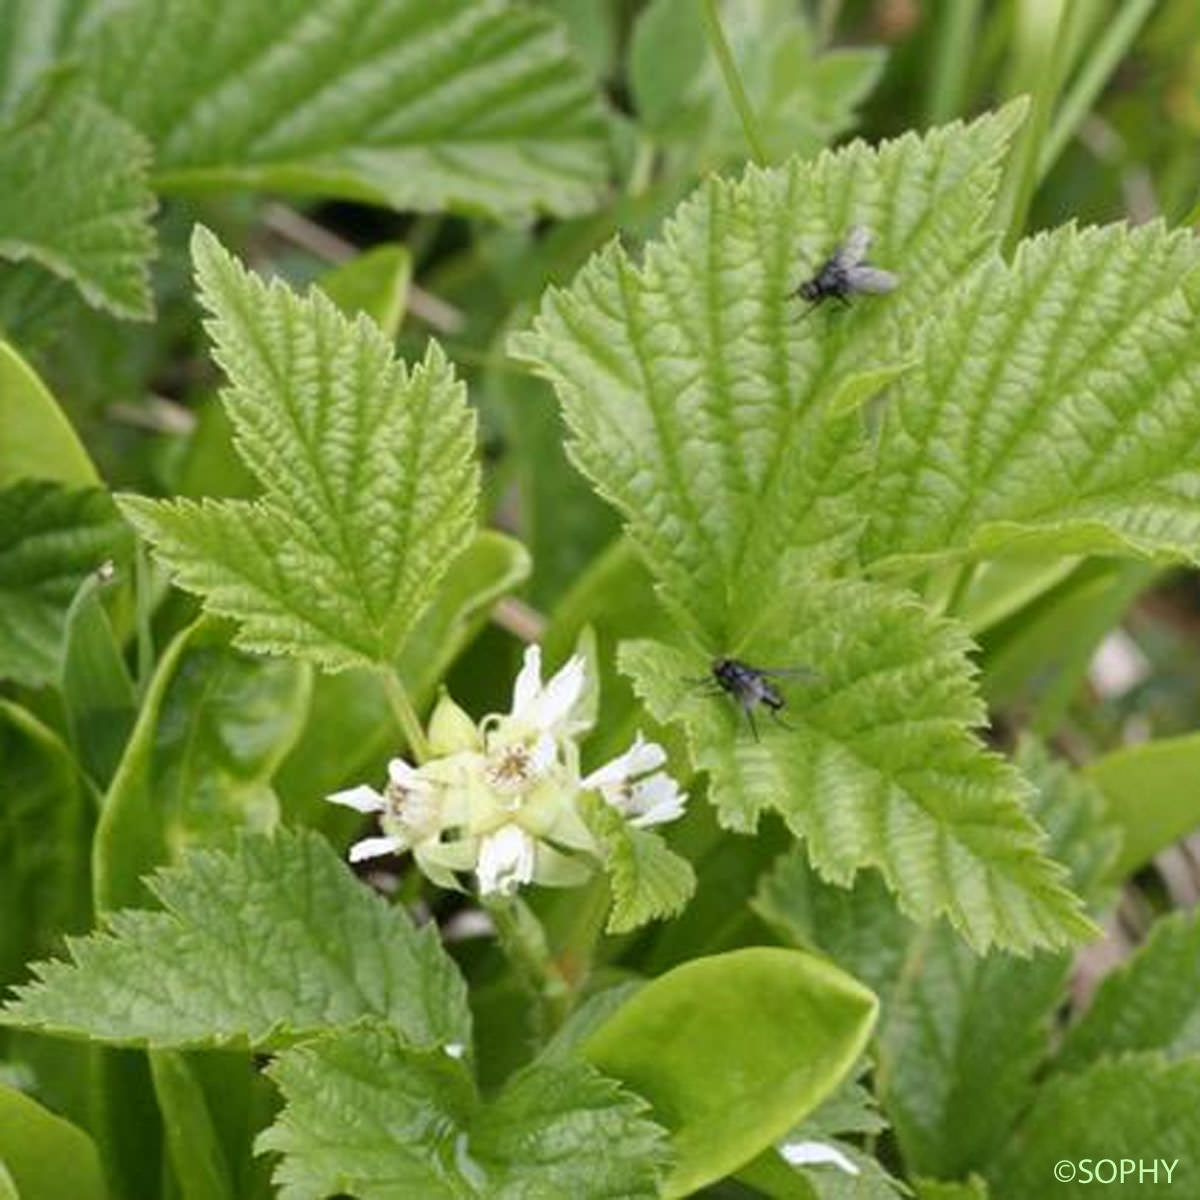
[[134, 540, 154, 699], [700, 0, 767, 166], [486, 895, 572, 1037], [1038, 0, 1156, 181], [924, 0, 983, 127], [382, 669, 430, 763]]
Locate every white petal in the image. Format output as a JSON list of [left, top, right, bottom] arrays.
[[388, 757, 427, 789], [326, 785, 386, 814], [444, 1042, 466, 1060], [511, 645, 543, 717], [476, 825, 536, 896], [778, 1140, 859, 1176], [531, 654, 586, 730], [529, 732, 558, 776], [348, 835, 403, 863], [629, 781, 687, 828], [582, 732, 665, 789]]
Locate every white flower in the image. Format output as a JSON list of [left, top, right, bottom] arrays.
[[582, 733, 687, 828], [476, 824, 536, 896], [510, 644, 588, 739], [328, 757, 446, 863]]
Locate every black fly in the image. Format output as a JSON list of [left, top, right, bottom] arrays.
[[792, 225, 898, 312], [700, 658, 816, 742]]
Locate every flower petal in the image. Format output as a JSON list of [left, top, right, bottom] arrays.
[[388, 757, 430, 791], [778, 1140, 860, 1176], [628, 773, 687, 827], [326, 785, 386, 814], [511, 644, 543, 717], [582, 732, 666, 789], [348, 835, 403, 863], [476, 825, 536, 896], [531, 654, 586, 730]]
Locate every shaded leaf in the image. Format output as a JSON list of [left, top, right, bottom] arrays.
[[0, 1081, 105, 1200]]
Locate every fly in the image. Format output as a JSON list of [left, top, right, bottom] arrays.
[[698, 658, 816, 742], [792, 225, 898, 312]]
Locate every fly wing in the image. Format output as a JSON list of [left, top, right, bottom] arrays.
[[833, 225, 873, 267], [844, 265, 899, 294], [754, 666, 821, 680]]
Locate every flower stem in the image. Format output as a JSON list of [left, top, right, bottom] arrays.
[[486, 895, 572, 1037], [134, 540, 155, 698], [700, 0, 767, 166], [383, 670, 431, 764]]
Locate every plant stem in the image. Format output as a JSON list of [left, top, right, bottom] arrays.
[[383, 669, 430, 763], [700, 0, 767, 166], [815, 0, 842, 49], [924, 0, 983, 127], [486, 895, 572, 1037], [1038, 0, 1155, 182], [943, 561, 980, 620], [134, 540, 154, 698]]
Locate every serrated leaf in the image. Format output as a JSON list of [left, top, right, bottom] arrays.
[[990, 1054, 1199, 1195], [259, 1022, 669, 1200], [512, 104, 1022, 645], [119, 227, 478, 672], [1059, 910, 1200, 1071], [84, 0, 610, 222], [0, 480, 131, 687], [581, 793, 696, 932], [93, 618, 312, 912], [1, 828, 470, 1052], [866, 222, 1200, 568], [582, 947, 878, 1198], [622, 579, 1094, 953], [0, 90, 155, 318]]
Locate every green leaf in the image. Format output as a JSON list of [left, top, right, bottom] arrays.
[[622, 578, 1095, 954], [512, 104, 1022, 645], [866, 222, 1200, 569], [1085, 732, 1200, 877], [0, 339, 98, 487], [93, 618, 312, 912], [319, 245, 411, 338], [119, 227, 479, 672], [915, 1180, 989, 1200], [0, 1081, 106, 1200], [990, 1054, 1200, 1195], [0, 700, 93, 989], [580, 793, 696, 933], [2, 828, 470, 1052], [1059, 910, 1200, 1070], [0, 90, 155, 319], [581, 946, 878, 1198], [259, 1022, 669, 1199], [0, 481, 130, 688], [60, 570, 137, 788], [632, 0, 885, 167], [150, 1050, 235, 1200], [86, 0, 610, 221], [0, 0, 94, 117]]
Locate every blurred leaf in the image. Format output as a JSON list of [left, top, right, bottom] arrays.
[[990, 1054, 1200, 1195], [88, 0, 611, 221], [0, 480, 130, 688], [120, 228, 478, 672], [0, 0, 95, 116], [319, 244, 411, 338], [150, 1050, 235, 1200], [3, 829, 471, 1052], [93, 618, 311, 912], [60, 571, 136, 788], [1085, 731, 1200, 876], [260, 1023, 669, 1199], [0, 1081, 106, 1200], [513, 105, 1022, 645], [866, 223, 1200, 569], [622, 580, 1094, 955], [0, 91, 155, 319], [0, 339, 98, 487], [582, 946, 878, 1198], [0, 700, 93, 988], [1059, 910, 1200, 1070], [915, 1180, 989, 1200]]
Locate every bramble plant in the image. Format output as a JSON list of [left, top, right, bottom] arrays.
[[4, 2, 1200, 1198]]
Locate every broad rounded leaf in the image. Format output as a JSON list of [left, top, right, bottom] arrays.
[[0, 91, 154, 318], [621, 580, 1095, 954], [1, 828, 470, 1051], [512, 104, 1023, 645], [866, 222, 1200, 567], [84, 0, 610, 221], [259, 1022, 669, 1199], [581, 946, 878, 1197], [119, 227, 479, 672], [0, 1082, 105, 1200]]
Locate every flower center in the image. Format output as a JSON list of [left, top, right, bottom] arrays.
[[485, 744, 533, 793]]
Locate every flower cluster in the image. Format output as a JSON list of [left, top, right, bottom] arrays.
[[327, 646, 686, 897]]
